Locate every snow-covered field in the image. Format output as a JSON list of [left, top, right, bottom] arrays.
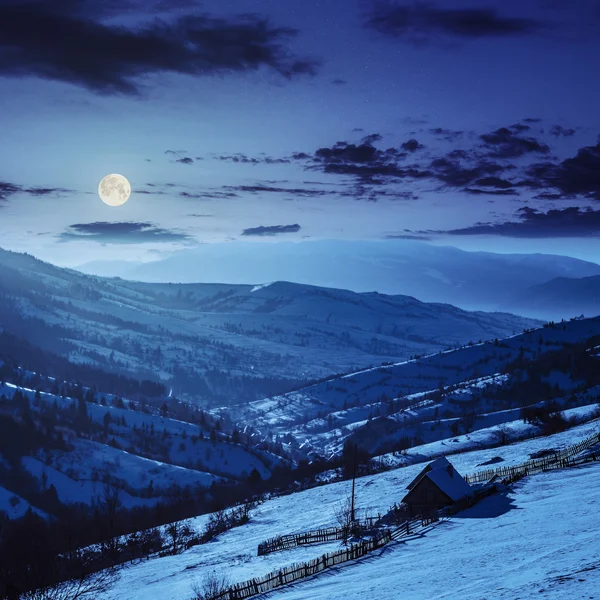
[[275, 465, 600, 600], [99, 419, 600, 600]]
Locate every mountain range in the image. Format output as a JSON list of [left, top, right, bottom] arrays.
[[76, 240, 600, 319]]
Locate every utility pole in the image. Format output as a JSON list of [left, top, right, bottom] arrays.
[[350, 443, 357, 523]]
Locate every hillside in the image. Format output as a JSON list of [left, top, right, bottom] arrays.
[[0, 363, 286, 521], [95, 419, 600, 600], [224, 316, 600, 458], [0, 247, 539, 405]]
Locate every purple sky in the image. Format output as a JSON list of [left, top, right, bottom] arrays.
[[1, 0, 600, 267]]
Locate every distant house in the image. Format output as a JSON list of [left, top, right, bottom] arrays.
[[402, 457, 471, 517]]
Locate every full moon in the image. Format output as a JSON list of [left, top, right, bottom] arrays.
[[98, 173, 131, 207]]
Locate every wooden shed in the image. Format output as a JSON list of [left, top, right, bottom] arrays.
[[402, 458, 471, 517]]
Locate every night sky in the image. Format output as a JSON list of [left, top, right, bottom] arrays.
[[1, 0, 600, 268]]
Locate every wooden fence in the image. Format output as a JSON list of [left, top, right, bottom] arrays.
[[201, 430, 600, 600], [258, 517, 382, 556], [208, 513, 440, 600], [258, 526, 345, 556], [464, 430, 600, 485]]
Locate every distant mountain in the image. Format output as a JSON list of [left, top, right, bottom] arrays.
[[503, 275, 600, 321], [0, 247, 538, 406], [76, 240, 600, 315]]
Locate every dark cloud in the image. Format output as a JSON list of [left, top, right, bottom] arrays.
[[59, 221, 193, 243], [0, 181, 21, 201], [429, 156, 506, 187], [550, 125, 576, 138], [0, 181, 72, 201], [401, 138, 424, 152], [436, 207, 600, 238], [214, 153, 290, 165], [523, 117, 542, 123], [463, 187, 518, 196], [308, 140, 427, 181], [24, 186, 72, 196], [480, 127, 550, 158], [0, 1, 317, 95], [241, 224, 301, 236], [224, 184, 327, 197], [352, 127, 365, 132], [331, 78, 347, 85], [180, 190, 238, 199], [509, 123, 531, 133], [526, 142, 600, 199], [291, 152, 311, 160], [429, 127, 464, 141], [366, 3, 542, 42], [176, 157, 194, 164], [361, 133, 383, 144]]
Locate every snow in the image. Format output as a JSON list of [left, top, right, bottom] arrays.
[[99, 420, 600, 600], [422, 465, 472, 502], [273, 465, 600, 600], [0, 485, 46, 519]]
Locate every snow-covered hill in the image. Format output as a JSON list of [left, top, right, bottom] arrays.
[[96, 419, 600, 600], [0, 247, 539, 405], [224, 317, 600, 457], [78, 239, 600, 316]]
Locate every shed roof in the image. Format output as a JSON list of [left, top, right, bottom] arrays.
[[425, 465, 471, 502], [406, 456, 451, 490]]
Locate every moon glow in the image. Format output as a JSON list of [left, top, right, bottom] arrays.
[[98, 174, 131, 206]]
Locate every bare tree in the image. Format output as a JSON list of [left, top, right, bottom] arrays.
[[334, 495, 354, 545], [164, 519, 193, 555], [20, 568, 118, 600], [492, 424, 511, 446], [99, 481, 122, 555], [191, 571, 230, 600]]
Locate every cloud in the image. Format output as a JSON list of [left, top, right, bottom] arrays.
[[365, 3, 542, 43], [434, 207, 600, 238], [401, 138, 424, 152], [0, 181, 22, 201], [308, 140, 427, 180], [526, 142, 600, 199], [0, 1, 318, 95], [480, 127, 550, 158], [213, 153, 290, 165], [59, 221, 193, 243], [429, 156, 507, 187], [176, 157, 194, 164], [331, 78, 347, 85], [0, 181, 72, 202], [549, 125, 576, 138], [224, 184, 327, 197], [429, 127, 464, 141], [180, 190, 238, 199], [241, 224, 301, 236]]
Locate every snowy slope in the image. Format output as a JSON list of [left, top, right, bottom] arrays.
[[98, 420, 600, 600], [225, 317, 600, 456], [0, 247, 539, 404]]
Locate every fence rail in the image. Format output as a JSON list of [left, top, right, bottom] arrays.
[[258, 517, 382, 556], [464, 430, 600, 485], [258, 526, 345, 556]]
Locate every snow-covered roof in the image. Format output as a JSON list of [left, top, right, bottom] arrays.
[[406, 456, 451, 490], [425, 464, 471, 502]]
